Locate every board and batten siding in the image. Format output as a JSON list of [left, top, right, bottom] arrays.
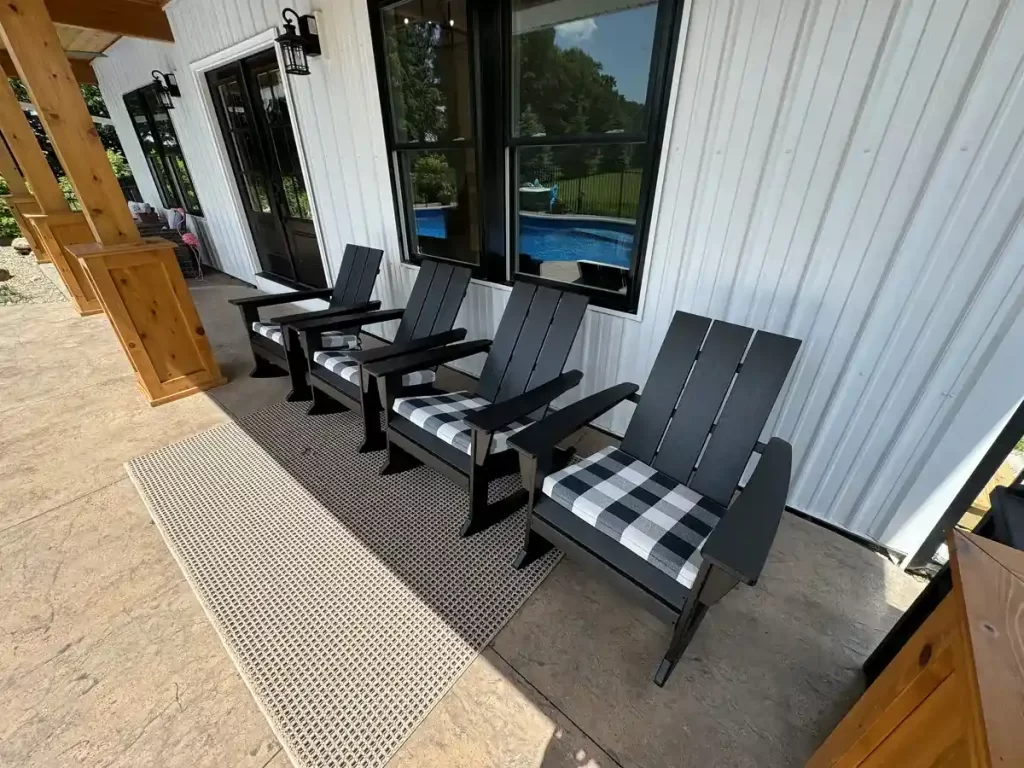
[[95, 0, 1024, 557]]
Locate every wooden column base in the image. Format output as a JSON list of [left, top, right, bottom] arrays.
[[72, 237, 226, 406], [1, 192, 42, 258], [24, 211, 103, 315]]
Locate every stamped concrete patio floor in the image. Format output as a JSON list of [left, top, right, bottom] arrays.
[[0, 271, 925, 768]]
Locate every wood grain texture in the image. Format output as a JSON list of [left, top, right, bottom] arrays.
[[0, 61, 69, 212], [39, 0, 173, 42], [0, 0, 139, 245], [25, 212, 101, 314], [950, 530, 1024, 767], [1, 193, 42, 254], [0, 136, 29, 195], [808, 530, 1024, 767], [71, 238, 226, 405]]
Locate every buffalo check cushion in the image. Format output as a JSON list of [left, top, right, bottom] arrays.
[[393, 391, 532, 456], [252, 322, 358, 350], [313, 351, 436, 388], [543, 446, 721, 588]]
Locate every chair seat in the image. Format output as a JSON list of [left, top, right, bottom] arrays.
[[543, 446, 722, 588], [313, 351, 436, 388], [393, 390, 532, 456], [252, 322, 357, 350]]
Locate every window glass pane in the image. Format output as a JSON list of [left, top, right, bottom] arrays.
[[515, 143, 643, 293], [381, 0, 473, 143], [400, 148, 479, 265], [511, 0, 658, 138]]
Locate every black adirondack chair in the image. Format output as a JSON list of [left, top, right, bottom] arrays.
[[508, 311, 801, 686], [293, 259, 472, 452], [363, 282, 589, 536], [229, 244, 384, 399]]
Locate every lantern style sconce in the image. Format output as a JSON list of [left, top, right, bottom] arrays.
[[276, 8, 321, 76], [151, 70, 180, 109]]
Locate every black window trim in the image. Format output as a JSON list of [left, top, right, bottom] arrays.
[[123, 83, 204, 217], [368, 0, 687, 313]]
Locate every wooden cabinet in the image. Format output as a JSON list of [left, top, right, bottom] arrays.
[[808, 530, 1023, 768]]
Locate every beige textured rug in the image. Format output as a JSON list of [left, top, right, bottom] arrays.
[[127, 403, 559, 768]]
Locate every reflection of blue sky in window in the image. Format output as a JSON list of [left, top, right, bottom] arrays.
[[553, 5, 658, 104]]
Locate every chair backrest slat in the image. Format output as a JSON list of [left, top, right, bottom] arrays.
[[494, 287, 562, 402], [687, 331, 800, 505], [475, 283, 588, 404], [392, 260, 471, 344], [524, 291, 588, 401], [394, 259, 438, 343], [429, 263, 471, 335], [476, 282, 537, 401], [332, 245, 384, 308], [652, 320, 753, 482], [411, 263, 455, 338], [620, 312, 711, 462], [328, 244, 359, 306]]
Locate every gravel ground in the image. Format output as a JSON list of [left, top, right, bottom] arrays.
[[0, 245, 67, 306]]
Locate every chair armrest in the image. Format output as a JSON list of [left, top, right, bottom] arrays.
[[465, 371, 583, 433], [507, 383, 638, 458], [288, 303, 394, 332], [273, 302, 384, 327], [228, 288, 333, 307], [700, 437, 792, 586], [347, 329, 468, 364], [363, 339, 492, 378]]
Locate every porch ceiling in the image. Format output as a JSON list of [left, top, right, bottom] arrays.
[[0, 0, 173, 85]]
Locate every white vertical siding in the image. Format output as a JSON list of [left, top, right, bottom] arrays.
[[96, 0, 1024, 555]]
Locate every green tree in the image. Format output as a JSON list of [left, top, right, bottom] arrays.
[[384, 23, 444, 141], [411, 153, 455, 205], [7, 77, 129, 180], [518, 105, 557, 183]]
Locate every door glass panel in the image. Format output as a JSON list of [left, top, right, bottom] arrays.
[[255, 68, 312, 221], [381, 0, 474, 143]]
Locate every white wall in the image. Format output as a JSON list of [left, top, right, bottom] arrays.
[[96, 0, 1024, 556]]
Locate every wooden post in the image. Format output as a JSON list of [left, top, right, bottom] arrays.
[[0, 0, 138, 245], [0, 65, 101, 310], [0, 0, 224, 405], [0, 133, 42, 257]]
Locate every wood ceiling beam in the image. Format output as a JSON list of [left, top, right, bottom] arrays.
[[0, 50, 97, 85], [0, 0, 139, 244], [43, 0, 173, 42]]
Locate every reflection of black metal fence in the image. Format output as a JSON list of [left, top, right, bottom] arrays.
[[119, 178, 144, 203], [553, 170, 642, 219]]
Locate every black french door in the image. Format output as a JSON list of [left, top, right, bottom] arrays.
[[208, 50, 326, 288]]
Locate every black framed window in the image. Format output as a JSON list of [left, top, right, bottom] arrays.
[[123, 85, 202, 216], [370, 0, 684, 311]]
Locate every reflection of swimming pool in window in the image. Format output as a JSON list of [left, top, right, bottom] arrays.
[[413, 207, 634, 269]]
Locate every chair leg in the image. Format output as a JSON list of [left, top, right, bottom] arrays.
[[513, 529, 553, 569], [285, 344, 312, 402], [307, 386, 346, 416], [250, 353, 285, 378], [358, 389, 386, 453], [380, 438, 421, 476], [460, 469, 528, 537], [654, 602, 709, 687]]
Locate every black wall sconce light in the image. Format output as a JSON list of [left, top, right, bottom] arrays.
[[151, 70, 180, 109], [276, 8, 321, 76]]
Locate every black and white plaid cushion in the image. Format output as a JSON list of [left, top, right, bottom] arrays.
[[313, 351, 436, 388], [543, 446, 721, 588], [393, 391, 532, 456], [252, 322, 357, 350]]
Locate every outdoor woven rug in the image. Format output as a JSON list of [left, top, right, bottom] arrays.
[[126, 402, 560, 768]]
